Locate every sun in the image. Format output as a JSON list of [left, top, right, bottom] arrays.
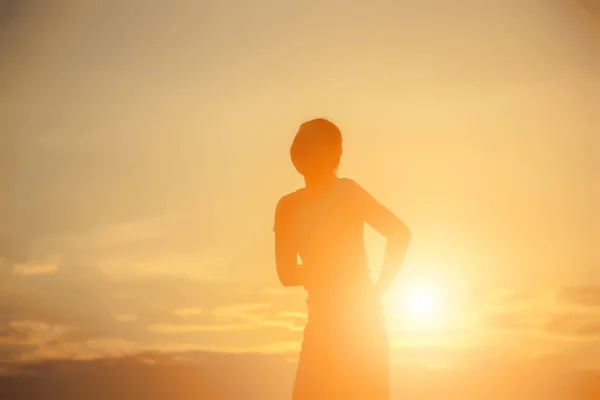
[[386, 281, 442, 328], [385, 277, 468, 335], [404, 286, 437, 319]]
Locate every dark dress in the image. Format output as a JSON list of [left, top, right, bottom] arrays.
[[275, 178, 390, 400]]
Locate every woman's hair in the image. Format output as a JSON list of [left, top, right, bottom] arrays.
[[290, 118, 343, 177]]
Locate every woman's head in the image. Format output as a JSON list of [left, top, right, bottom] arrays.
[[290, 118, 343, 178]]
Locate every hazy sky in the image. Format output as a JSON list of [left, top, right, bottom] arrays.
[[1, 1, 599, 398]]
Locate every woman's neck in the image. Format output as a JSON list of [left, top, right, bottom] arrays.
[[304, 172, 338, 191]]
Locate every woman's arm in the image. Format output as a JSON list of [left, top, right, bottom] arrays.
[[350, 180, 412, 295], [273, 196, 304, 287]]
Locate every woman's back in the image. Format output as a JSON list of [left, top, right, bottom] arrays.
[[278, 177, 370, 295]]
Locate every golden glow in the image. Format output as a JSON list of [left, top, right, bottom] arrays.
[[2, 2, 596, 397], [386, 279, 448, 332], [402, 285, 437, 320]]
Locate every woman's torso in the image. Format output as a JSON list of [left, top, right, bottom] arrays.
[[285, 178, 370, 297]]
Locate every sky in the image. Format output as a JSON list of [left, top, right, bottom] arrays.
[[1, 0, 599, 399]]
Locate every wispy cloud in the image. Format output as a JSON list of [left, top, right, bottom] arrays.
[[148, 324, 256, 333], [544, 313, 600, 340], [557, 286, 600, 308], [212, 303, 272, 320], [12, 263, 58, 277], [173, 308, 203, 318], [115, 314, 139, 323], [276, 311, 307, 320], [483, 310, 537, 332]]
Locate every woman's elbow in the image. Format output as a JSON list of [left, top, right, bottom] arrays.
[[277, 273, 293, 287], [390, 223, 412, 246], [280, 280, 296, 288], [276, 265, 298, 287]]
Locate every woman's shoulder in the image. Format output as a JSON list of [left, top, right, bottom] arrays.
[[338, 177, 358, 186], [276, 187, 306, 209], [337, 177, 364, 192], [336, 177, 372, 204]]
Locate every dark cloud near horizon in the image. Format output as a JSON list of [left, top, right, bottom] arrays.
[[0, 350, 599, 400], [0, 352, 295, 400]]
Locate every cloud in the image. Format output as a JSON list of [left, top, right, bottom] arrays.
[[211, 302, 304, 332], [0, 259, 310, 362], [543, 313, 600, 339], [576, 324, 600, 338], [80, 337, 141, 358], [12, 263, 58, 277], [1, 263, 274, 361], [148, 324, 256, 334], [483, 311, 536, 332], [1, 261, 255, 336], [173, 308, 203, 318], [276, 311, 307, 320], [21, 213, 231, 280], [1, 320, 87, 362], [557, 286, 600, 308], [212, 303, 272, 320], [488, 288, 534, 307], [0, 318, 145, 363], [115, 315, 138, 323]]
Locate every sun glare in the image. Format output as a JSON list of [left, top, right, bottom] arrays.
[[386, 281, 445, 330], [404, 286, 437, 319]]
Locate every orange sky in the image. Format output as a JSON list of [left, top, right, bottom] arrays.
[[1, 0, 599, 398]]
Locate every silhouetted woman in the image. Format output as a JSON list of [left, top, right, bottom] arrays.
[[273, 118, 412, 399]]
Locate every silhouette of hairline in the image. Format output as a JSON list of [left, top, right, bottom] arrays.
[[290, 118, 343, 177]]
